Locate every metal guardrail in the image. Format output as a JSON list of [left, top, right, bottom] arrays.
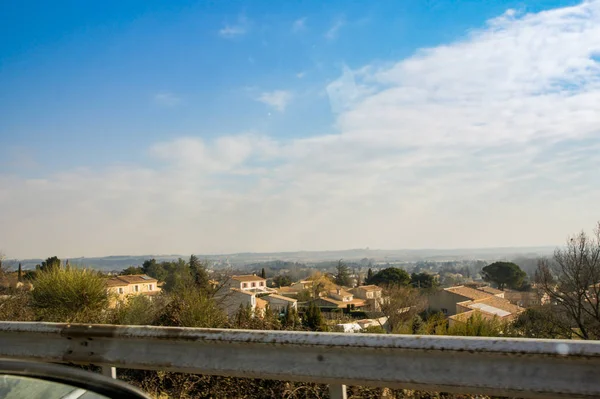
[[0, 322, 599, 399]]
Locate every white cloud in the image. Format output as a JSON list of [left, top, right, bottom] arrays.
[[325, 18, 345, 40], [256, 90, 293, 112], [296, 71, 306, 79], [218, 16, 250, 38], [153, 92, 181, 107], [292, 17, 307, 32], [2, 1, 600, 258]]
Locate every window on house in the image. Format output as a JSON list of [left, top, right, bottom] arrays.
[[134, 285, 139, 292], [148, 284, 153, 291], [259, 282, 264, 286], [251, 282, 256, 287], [118, 287, 124, 294], [242, 283, 248, 288]]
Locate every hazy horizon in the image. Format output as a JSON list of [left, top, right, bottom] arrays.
[[2, 0, 599, 259], [2, 245, 558, 263]]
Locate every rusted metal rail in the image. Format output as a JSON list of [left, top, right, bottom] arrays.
[[0, 322, 599, 399]]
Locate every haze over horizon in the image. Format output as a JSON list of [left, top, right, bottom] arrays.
[[2, 244, 558, 262], [2, 0, 599, 259]]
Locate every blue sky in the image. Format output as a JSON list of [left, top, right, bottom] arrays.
[[1, 0, 599, 258]]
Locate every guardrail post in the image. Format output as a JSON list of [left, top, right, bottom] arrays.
[[329, 384, 347, 399], [102, 366, 117, 379]]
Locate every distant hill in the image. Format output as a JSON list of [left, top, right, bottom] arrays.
[[2, 246, 555, 272]]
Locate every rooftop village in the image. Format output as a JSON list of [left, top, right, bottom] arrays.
[[101, 271, 538, 333]]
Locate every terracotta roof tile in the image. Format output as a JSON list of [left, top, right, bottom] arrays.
[[106, 278, 128, 287], [265, 294, 297, 303], [472, 296, 524, 314], [445, 286, 493, 300], [318, 297, 366, 309], [477, 286, 504, 295], [329, 289, 352, 297], [231, 275, 266, 282], [357, 285, 382, 292], [230, 288, 255, 296], [113, 275, 158, 284]]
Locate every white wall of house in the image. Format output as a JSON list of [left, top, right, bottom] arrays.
[[352, 287, 383, 300], [217, 290, 256, 317], [329, 290, 353, 302], [238, 280, 267, 290], [264, 296, 297, 313], [225, 276, 268, 292]]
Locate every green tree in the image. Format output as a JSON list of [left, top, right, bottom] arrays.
[[361, 325, 386, 334], [410, 272, 438, 290], [164, 258, 194, 292], [422, 311, 449, 335], [296, 289, 312, 302], [142, 259, 168, 282], [272, 275, 292, 287], [23, 270, 36, 281], [31, 267, 109, 323], [367, 267, 410, 287], [111, 294, 167, 326], [512, 307, 569, 339], [189, 255, 211, 293], [121, 266, 143, 275], [447, 313, 507, 337], [234, 303, 254, 328], [334, 260, 352, 287], [156, 285, 226, 328], [481, 262, 527, 290], [411, 315, 424, 334], [141, 258, 156, 274], [17, 263, 22, 282], [303, 302, 326, 331], [281, 304, 301, 330], [367, 268, 374, 282], [38, 256, 61, 272], [260, 268, 266, 279]]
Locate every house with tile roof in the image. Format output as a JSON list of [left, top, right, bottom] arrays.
[[428, 285, 506, 316], [503, 288, 549, 307], [214, 274, 276, 318], [275, 280, 314, 299], [263, 293, 297, 313], [310, 286, 367, 310], [429, 284, 525, 326], [351, 284, 384, 311], [328, 288, 353, 302], [474, 285, 505, 297], [224, 274, 274, 294], [216, 288, 258, 317], [351, 285, 383, 300], [448, 296, 525, 327], [312, 296, 367, 310], [106, 274, 160, 306]]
